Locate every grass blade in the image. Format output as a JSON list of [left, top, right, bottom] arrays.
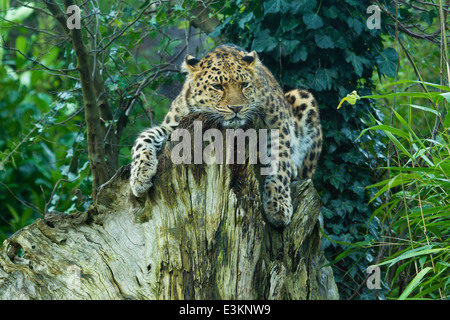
[[398, 267, 432, 300]]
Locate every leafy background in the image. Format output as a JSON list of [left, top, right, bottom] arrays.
[[212, 0, 393, 299], [0, 0, 448, 299]]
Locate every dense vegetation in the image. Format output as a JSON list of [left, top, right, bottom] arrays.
[[0, 0, 448, 299]]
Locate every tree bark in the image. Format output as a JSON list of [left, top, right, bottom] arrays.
[[63, 0, 112, 197], [0, 118, 338, 300], [44, 0, 119, 198]]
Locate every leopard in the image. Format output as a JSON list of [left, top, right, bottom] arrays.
[[130, 44, 322, 228]]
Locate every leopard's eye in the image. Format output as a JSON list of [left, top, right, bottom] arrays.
[[212, 84, 224, 91], [241, 82, 250, 89]]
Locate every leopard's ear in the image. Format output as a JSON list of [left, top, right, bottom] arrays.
[[181, 54, 200, 74], [242, 51, 260, 67]]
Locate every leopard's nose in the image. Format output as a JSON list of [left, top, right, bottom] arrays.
[[228, 105, 243, 113]]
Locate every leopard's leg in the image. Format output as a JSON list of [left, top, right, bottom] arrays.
[[130, 125, 173, 197], [261, 121, 294, 228], [285, 89, 322, 180], [130, 102, 186, 197]]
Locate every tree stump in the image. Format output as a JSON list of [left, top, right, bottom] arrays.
[[0, 117, 338, 300]]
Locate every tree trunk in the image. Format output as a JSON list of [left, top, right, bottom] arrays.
[[0, 118, 338, 300]]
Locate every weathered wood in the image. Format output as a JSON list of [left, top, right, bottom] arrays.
[[0, 119, 338, 300]]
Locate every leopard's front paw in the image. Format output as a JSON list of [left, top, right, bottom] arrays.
[[130, 149, 158, 197], [262, 184, 293, 228]]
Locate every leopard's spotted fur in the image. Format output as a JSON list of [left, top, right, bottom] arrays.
[[130, 44, 322, 227]]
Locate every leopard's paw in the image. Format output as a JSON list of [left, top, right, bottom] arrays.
[[262, 184, 293, 228], [130, 149, 158, 197]]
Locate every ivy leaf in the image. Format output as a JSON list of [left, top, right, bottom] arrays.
[[238, 12, 254, 29], [209, 16, 230, 39], [313, 68, 337, 91], [281, 16, 299, 32], [314, 33, 335, 49], [292, 45, 308, 62], [281, 39, 300, 56], [264, 0, 282, 14], [376, 48, 399, 78], [289, 0, 317, 14], [324, 5, 339, 19], [251, 29, 277, 52], [321, 207, 334, 219], [345, 51, 369, 77], [303, 13, 323, 30], [347, 17, 363, 35]]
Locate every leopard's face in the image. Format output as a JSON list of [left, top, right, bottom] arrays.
[[182, 46, 261, 128]]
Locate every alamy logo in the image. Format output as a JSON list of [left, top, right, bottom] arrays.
[[170, 121, 280, 176], [366, 265, 381, 289], [66, 5, 81, 30], [366, 5, 381, 30]]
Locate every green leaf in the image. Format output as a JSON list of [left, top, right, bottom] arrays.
[[166, 39, 181, 56], [303, 13, 323, 30], [444, 109, 450, 128], [238, 12, 254, 29], [251, 29, 277, 52], [292, 45, 308, 62], [358, 124, 409, 140], [391, 109, 428, 152], [386, 80, 450, 92], [362, 91, 439, 100], [347, 17, 363, 35], [314, 33, 335, 49], [376, 48, 399, 78], [15, 35, 27, 67], [345, 52, 369, 77], [264, 0, 282, 14], [399, 267, 432, 300], [440, 92, 450, 103], [172, 3, 183, 11], [281, 39, 300, 56], [385, 130, 412, 158], [313, 68, 337, 91], [5, 203, 19, 222], [367, 173, 416, 203], [377, 246, 443, 268], [407, 104, 439, 116], [280, 17, 299, 32], [289, 0, 317, 14]]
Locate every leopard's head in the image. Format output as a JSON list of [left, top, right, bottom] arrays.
[[181, 45, 261, 128]]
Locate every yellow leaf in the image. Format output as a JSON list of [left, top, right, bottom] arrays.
[[337, 91, 360, 109], [337, 97, 348, 110]]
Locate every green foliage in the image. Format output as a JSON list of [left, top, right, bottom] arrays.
[[0, 0, 197, 242], [357, 80, 450, 299], [351, 0, 449, 299], [2, 0, 448, 301], [0, 34, 92, 240], [212, 0, 394, 299]]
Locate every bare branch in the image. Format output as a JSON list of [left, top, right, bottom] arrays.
[[376, 0, 443, 44]]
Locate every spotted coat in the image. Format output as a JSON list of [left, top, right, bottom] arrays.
[[130, 44, 322, 227]]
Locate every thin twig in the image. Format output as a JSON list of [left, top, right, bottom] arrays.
[[98, 1, 165, 51]]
